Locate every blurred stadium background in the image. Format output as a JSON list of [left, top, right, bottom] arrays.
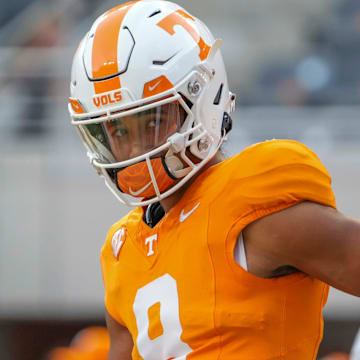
[[1, 0, 360, 359]]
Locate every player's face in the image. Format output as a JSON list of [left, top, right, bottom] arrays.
[[103, 101, 186, 162]]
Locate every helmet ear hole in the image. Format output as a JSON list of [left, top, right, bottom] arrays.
[[221, 112, 232, 135]]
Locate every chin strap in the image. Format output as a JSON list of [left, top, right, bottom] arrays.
[[164, 132, 193, 179], [164, 149, 192, 179]]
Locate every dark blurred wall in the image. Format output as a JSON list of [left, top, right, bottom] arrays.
[[0, 318, 359, 360]]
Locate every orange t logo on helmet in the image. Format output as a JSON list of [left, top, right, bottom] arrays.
[[157, 10, 211, 61]]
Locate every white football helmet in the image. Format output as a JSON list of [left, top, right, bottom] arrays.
[[69, 0, 235, 207]]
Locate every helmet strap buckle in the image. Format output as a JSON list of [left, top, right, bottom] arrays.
[[168, 132, 186, 153]]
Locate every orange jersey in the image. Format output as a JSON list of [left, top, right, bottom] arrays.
[[101, 140, 336, 360]]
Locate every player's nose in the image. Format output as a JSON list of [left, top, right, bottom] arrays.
[[129, 142, 144, 158]]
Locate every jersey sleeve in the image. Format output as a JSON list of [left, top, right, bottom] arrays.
[[224, 140, 336, 225]]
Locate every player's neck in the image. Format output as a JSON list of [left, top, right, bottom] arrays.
[[160, 151, 225, 213]]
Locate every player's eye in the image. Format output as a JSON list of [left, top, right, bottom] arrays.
[[146, 117, 163, 129], [112, 127, 128, 137]]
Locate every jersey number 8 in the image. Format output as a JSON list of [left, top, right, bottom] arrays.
[[133, 274, 192, 359]]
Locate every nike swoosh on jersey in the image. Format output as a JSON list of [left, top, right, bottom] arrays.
[[180, 202, 200, 223], [148, 80, 162, 92], [129, 181, 152, 196]]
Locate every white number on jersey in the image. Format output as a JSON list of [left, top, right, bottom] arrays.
[[133, 274, 192, 359]]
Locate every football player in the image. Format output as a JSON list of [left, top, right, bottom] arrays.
[[68, 1, 360, 359]]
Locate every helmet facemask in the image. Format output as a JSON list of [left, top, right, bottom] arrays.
[[71, 86, 222, 206]]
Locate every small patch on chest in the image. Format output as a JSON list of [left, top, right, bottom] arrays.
[[111, 227, 126, 260]]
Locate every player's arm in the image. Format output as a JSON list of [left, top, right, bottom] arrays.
[[105, 309, 133, 360], [243, 201, 360, 297]]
